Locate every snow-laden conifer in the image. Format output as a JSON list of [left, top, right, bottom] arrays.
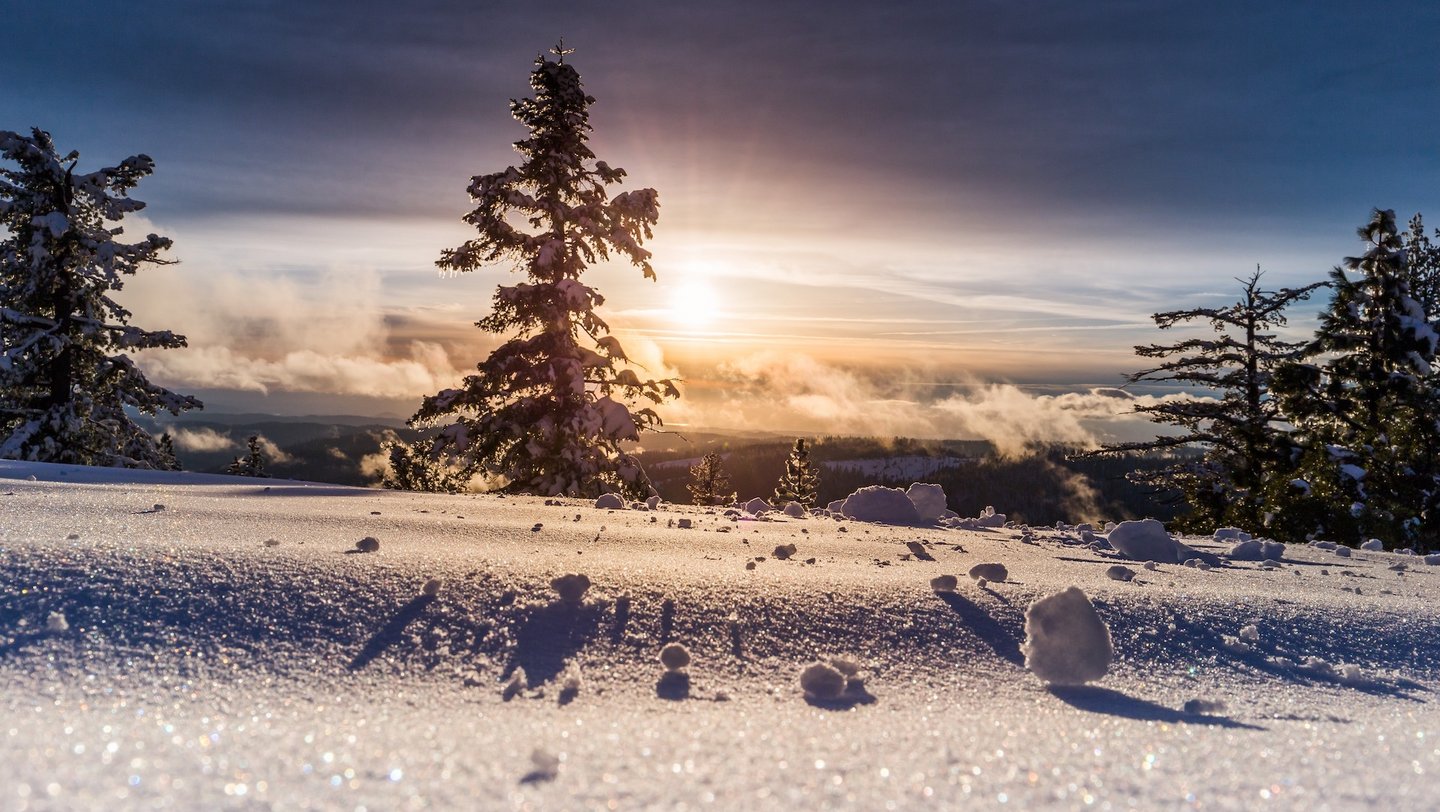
[[1088, 269, 1322, 533], [411, 48, 677, 499], [1273, 209, 1440, 544], [687, 451, 735, 506], [0, 129, 198, 468], [773, 439, 820, 508], [227, 435, 269, 478]]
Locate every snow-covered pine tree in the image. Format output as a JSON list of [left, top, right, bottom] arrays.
[[1403, 213, 1440, 324], [1085, 269, 1323, 534], [411, 47, 677, 499], [687, 451, 736, 506], [226, 435, 269, 478], [379, 439, 467, 494], [0, 129, 198, 468], [1272, 209, 1440, 545], [773, 439, 820, 508]]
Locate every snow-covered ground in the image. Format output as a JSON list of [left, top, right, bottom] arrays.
[[2, 460, 1439, 810]]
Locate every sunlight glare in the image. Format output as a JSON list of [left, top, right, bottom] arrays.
[[667, 281, 721, 329]]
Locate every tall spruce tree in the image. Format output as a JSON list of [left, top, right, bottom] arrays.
[[1403, 213, 1440, 323], [1272, 209, 1440, 545], [773, 439, 820, 508], [0, 129, 198, 468], [1087, 270, 1322, 533], [411, 47, 677, 498], [687, 451, 735, 506]]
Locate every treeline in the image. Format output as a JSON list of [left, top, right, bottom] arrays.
[[1091, 210, 1440, 548]]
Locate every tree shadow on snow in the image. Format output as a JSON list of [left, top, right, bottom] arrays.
[[503, 599, 605, 688], [348, 594, 436, 670], [1048, 686, 1265, 730], [935, 592, 1025, 667]]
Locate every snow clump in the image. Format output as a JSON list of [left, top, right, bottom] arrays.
[[45, 611, 69, 633], [800, 662, 847, 700], [1227, 539, 1286, 561], [968, 563, 1008, 583], [1105, 565, 1136, 582], [1213, 527, 1251, 542], [905, 482, 948, 522], [1334, 546, 1352, 558], [1360, 538, 1385, 552], [929, 574, 958, 592], [1106, 519, 1195, 564], [355, 536, 381, 553], [550, 573, 591, 603], [659, 643, 691, 672], [422, 579, 442, 597], [1425, 554, 1440, 566], [1021, 587, 1113, 686], [594, 493, 624, 510], [783, 501, 806, 518], [839, 486, 921, 524], [744, 497, 772, 515]]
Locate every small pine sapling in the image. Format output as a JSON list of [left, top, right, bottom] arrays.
[[773, 439, 820, 508]]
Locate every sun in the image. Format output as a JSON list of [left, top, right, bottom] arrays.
[[666, 281, 721, 329]]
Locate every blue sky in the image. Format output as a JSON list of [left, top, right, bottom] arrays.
[[4, 1, 1438, 437]]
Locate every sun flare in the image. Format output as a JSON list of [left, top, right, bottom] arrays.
[[667, 281, 721, 329]]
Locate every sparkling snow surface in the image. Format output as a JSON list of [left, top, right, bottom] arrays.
[[3, 461, 1440, 810]]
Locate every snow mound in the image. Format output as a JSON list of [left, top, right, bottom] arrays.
[[839, 486, 921, 525], [594, 493, 624, 510], [1227, 539, 1286, 561], [1105, 519, 1192, 564], [905, 482, 948, 522], [1021, 586, 1113, 685]]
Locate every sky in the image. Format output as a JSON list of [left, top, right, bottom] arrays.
[[4, 1, 1439, 443]]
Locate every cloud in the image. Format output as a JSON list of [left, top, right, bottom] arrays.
[[167, 427, 236, 452], [662, 350, 1203, 455], [119, 244, 468, 400], [252, 435, 293, 465]]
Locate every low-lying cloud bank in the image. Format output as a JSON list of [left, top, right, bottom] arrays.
[[664, 351, 1197, 455]]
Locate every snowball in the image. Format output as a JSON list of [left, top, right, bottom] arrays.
[[550, 573, 591, 603], [799, 661, 847, 700], [968, 563, 1008, 583], [930, 574, 959, 592], [528, 748, 560, 781], [355, 536, 380, 553], [1239, 624, 1260, 642], [659, 643, 691, 671], [1021, 587, 1113, 685], [744, 497, 773, 515], [1143, 561, 1158, 571], [1106, 519, 1186, 563], [905, 482, 948, 522], [422, 579, 442, 597], [1334, 546, 1352, 558], [783, 501, 806, 518], [677, 518, 693, 529], [594, 493, 624, 510], [773, 543, 797, 560], [839, 486, 921, 524], [646, 495, 661, 510], [1360, 538, 1384, 552], [45, 611, 69, 633], [1105, 565, 1136, 582]]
